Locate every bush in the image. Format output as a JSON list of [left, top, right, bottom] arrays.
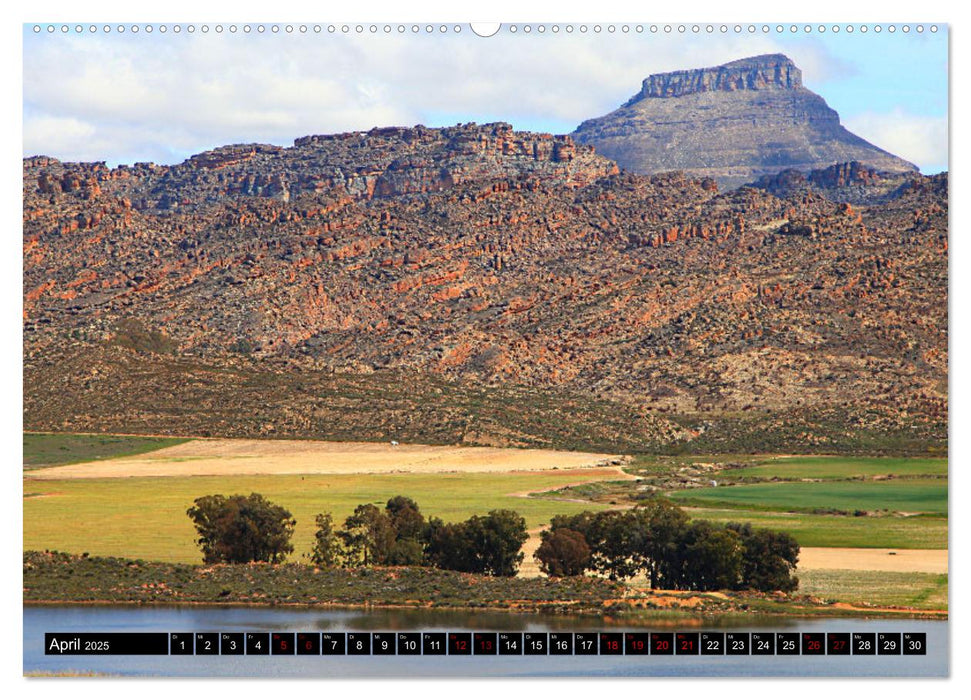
[[112, 318, 178, 355], [186, 493, 295, 564]]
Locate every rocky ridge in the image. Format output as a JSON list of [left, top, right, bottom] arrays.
[[23, 121, 947, 452]]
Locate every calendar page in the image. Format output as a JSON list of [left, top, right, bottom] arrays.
[[22, 19, 948, 679]]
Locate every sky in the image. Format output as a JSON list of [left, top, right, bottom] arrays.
[[22, 23, 949, 173]]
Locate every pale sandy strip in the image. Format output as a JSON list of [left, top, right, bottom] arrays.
[[25, 438, 625, 480], [519, 540, 947, 579], [798, 547, 947, 574]]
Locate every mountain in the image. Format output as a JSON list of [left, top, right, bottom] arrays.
[[22, 121, 947, 454], [572, 54, 918, 189]]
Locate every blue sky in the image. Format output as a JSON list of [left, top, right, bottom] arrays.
[[22, 23, 948, 173]]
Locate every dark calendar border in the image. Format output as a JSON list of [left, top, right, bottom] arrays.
[[44, 631, 927, 656]]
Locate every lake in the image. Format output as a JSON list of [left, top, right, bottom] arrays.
[[23, 605, 947, 677]]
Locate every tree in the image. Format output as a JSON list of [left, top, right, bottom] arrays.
[[309, 513, 343, 568], [385, 495, 426, 564], [186, 493, 295, 564], [549, 501, 689, 584], [631, 498, 690, 589], [384, 496, 420, 521], [340, 504, 396, 566], [667, 521, 743, 591], [468, 509, 529, 576], [727, 523, 800, 592], [424, 517, 476, 572], [425, 509, 528, 576], [548, 510, 638, 580], [534, 528, 592, 577]]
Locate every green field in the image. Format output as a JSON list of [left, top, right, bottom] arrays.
[[23, 433, 190, 470], [681, 506, 947, 549], [22, 435, 949, 567], [798, 570, 948, 610], [729, 456, 947, 480], [23, 472, 613, 564], [668, 478, 947, 516]]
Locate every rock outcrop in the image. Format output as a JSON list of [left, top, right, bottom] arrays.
[[22, 121, 947, 451], [573, 54, 918, 189]]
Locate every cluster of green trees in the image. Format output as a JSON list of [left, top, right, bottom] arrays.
[[186, 493, 798, 592], [534, 499, 799, 592], [310, 496, 528, 576], [187, 493, 528, 576]]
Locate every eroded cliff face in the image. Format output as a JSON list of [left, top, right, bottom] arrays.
[[574, 54, 917, 189], [23, 120, 947, 450], [629, 53, 802, 100]]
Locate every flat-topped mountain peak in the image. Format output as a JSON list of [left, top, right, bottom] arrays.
[[575, 54, 916, 189]]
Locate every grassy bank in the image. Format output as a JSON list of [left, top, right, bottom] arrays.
[[798, 569, 948, 610], [23, 551, 946, 619]]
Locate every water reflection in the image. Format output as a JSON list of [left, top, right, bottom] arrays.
[[24, 605, 947, 678]]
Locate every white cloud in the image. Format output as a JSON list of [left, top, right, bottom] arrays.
[[843, 109, 949, 174], [22, 31, 947, 173], [23, 115, 96, 157]]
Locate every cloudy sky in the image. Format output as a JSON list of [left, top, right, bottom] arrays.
[[22, 24, 948, 173]]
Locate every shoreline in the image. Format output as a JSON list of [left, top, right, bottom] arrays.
[[23, 551, 948, 622], [22, 595, 948, 622]]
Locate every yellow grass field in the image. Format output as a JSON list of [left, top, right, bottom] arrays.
[[23, 469, 624, 564], [27, 438, 624, 479], [797, 547, 947, 574]]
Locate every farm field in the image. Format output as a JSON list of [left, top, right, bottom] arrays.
[[22, 434, 948, 588], [667, 479, 947, 516], [797, 547, 946, 574], [727, 456, 947, 480], [23, 470, 618, 564], [26, 437, 620, 479], [681, 506, 947, 549], [23, 433, 190, 470]]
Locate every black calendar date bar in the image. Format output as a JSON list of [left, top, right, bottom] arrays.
[[45, 633, 169, 655], [44, 631, 927, 655]]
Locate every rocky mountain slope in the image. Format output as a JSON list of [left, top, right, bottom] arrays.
[[23, 122, 947, 453], [572, 54, 918, 189]]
